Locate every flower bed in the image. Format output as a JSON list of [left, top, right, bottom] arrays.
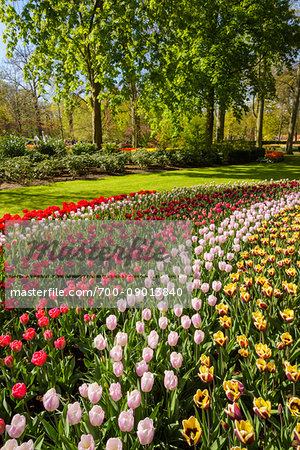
[[0, 180, 299, 449]]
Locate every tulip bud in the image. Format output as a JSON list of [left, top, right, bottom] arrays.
[[4, 356, 14, 368]]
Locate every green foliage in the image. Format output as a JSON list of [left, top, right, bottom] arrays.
[[61, 155, 95, 177], [0, 134, 26, 158], [71, 143, 97, 155], [36, 139, 66, 157], [24, 147, 48, 163], [1, 156, 33, 184], [32, 159, 64, 180], [131, 150, 154, 168], [100, 142, 121, 155], [215, 142, 265, 165], [94, 154, 127, 173]]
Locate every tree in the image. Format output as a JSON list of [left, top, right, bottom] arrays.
[[286, 59, 300, 153], [0, 1, 120, 147]]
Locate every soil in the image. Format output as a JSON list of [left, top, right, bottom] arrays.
[[0, 164, 187, 191]]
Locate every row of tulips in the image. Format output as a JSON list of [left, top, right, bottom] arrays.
[[0, 179, 299, 449]]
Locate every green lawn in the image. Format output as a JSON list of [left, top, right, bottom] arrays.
[[1, 155, 300, 217]]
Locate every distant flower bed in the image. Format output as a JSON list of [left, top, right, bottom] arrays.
[[264, 150, 284, 163]]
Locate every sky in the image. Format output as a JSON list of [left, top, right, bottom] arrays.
[[0, 22, 7, 62]]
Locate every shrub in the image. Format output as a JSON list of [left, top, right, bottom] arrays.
[[71, 143, 97, 155], [36, 139, 67, 157], [131, 149, 154, 168], [216, 142, 265, 165], [0, 134, 27, 158], [2, 156, 33, 184], [24, 147, 49, 163], [174, 145, 220, 167], [94, 154, 126, 173], [0, 166, 5, 184], [151, 148, 169, 167], [101, 142, 121, 155], [61, 155, 95, 177], [32, 159, 64, 180]]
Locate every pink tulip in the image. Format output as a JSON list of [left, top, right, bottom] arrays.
[[106, 438, 123, 450], [117, 299, 127, 312], [113, 361, 124, 377], [110, 345, 123, 362], [137, 418, 155, 445], [157, 301, 168, 313], [207, 295, 217, 306], [142, 347, 154, 363], [191, 313, 202, 328], [0, 439, 18, 449], [118, 409, 134, 432], [116, 332, 128, 347], [88, 383, 103, 404], [136, 321, 145, 334], [109, 383, 122, 402], [89, 405, 105, 426], [94, 334, 107, 351], [194, 330, 205, 344], [170, 352, 183, 369], [174, 304, 183, 317], [201, 283, 210, 293], [79, 383, 88, 398], [127, 390, 141, 409], [158, 317, 168, 330], [142, 309, 151, 321], [192, 298, 202, 311], [18, 440, 34, 449], [212, 280, 222, 292], [141, 372, 154, 392], [106, 315, 117, 331], [147, 330, 159, 349], [6, 414, 26, 438], [78, 434, 95, 450], [67, 402, 82, 425], [43, 388, 60, 411], [168, 331, 179, 346], [136, 360, 149, 377], [181, 315, 191, 329], [164, 370, 178, 390]]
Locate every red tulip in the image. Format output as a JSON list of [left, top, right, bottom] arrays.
[[12, 383, 27, 399], [31, 350, 47, 366], [19, 313, 29, 325], [10, 340, 23, 353], [23, 328, 36, 341], [54, 337, 66, 350], [4, 356, 14, 368]]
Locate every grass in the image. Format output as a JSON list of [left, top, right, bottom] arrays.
[[1, 155, 300, 217]]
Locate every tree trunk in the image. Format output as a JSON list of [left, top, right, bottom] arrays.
[[286, 60, 300, 154], [33, 96, 43, 137], [91, 81, 102, 148], [205, 87, 215, 145], [57, 103, 64, 140], [68, 109, 74, 140], [216, 103, 225, 142], [130, 82, 140, 148], [255, 94, 264, 148], [278, 113, 283, 142]]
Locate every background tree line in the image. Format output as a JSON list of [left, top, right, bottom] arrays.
[[0, 0, 299, 149]]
